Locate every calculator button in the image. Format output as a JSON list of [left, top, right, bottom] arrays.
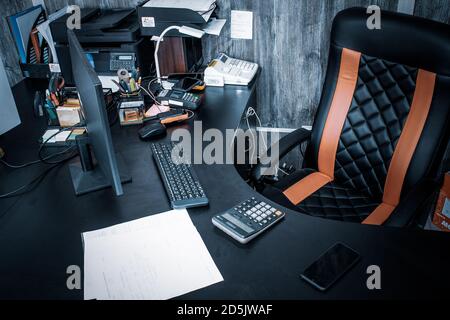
[[275, 211, 282, 216], [262, 214, 267, 219], [256, 217, 262, 222], [251, 214, 257, 218], [270, 208, 276, 213]]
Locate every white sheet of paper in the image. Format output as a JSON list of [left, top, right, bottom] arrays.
[[54, 131, 71, 142], [231, 10, 253, 39], [144, 0, 216, 21], [42, 129, 59, 143], [144, 0, 215, 12], [99, 76, 120, 93], [82, 209, 223, 300], [204, 18, 227, 36]]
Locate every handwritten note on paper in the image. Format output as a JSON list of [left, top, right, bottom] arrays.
[[82, 209, 223, 300], [230, 10, 253, 40]]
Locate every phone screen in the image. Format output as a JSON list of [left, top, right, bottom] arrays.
[[174, 78, 201, 92], [301, 243, 360, 291]]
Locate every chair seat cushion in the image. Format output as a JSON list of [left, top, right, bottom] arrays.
[[263, 169, 380, 223]]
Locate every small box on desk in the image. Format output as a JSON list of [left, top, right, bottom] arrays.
[[118, 92, 145, 126], [56, 98, 83, 127]]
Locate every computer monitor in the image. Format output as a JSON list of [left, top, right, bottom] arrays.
[[0, 57, 21, 136], [67, 29, 131, 196]]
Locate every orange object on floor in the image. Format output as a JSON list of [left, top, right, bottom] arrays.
[[432, 173, 450, 232]]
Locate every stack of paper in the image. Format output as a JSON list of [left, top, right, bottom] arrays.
[[144, 0, 217, 22], [82, 209, 223, 300], [42, 129, 71, 143]]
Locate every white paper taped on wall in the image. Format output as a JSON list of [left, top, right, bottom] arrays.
[[231, 10, 253, 39]]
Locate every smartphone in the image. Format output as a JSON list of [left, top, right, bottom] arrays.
[[300, 243, 360, 291], [173, 77, 202, 92], [167, 73, 203, 81]]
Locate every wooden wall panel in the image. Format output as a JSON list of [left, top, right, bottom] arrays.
[[414, 0, 450, 24], [0, 0, 33, 86], [202, 0, 401, 129]]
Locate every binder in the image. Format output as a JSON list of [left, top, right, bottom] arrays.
[[7, 5, 47, 64]]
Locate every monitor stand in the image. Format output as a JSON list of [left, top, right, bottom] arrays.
[[68, 137, 132, 196]]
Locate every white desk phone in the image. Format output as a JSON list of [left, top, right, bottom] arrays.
[[204, 53, 258, 87]]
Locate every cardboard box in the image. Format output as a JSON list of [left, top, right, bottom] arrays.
[[432, 173, 450, 232], [56, 103, 82, 127]]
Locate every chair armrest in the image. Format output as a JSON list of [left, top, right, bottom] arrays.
[[251, 128, 311, 182], [384, 179, 440, 228]]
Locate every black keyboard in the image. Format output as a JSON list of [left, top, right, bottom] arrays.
[[151, 142, 209, 209]]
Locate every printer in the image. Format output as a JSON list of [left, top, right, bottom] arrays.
[[50, 8, 154, 85]]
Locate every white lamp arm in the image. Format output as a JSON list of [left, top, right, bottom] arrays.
[[154, 26, 181, 83]]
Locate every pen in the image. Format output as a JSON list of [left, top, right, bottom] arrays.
[[119, 79, 129, 92], [130, 78, 136, 92]]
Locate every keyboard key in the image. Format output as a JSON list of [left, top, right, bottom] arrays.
[[151, 143, 208, 209]]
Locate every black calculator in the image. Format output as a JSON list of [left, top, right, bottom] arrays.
[[212, 197, 285, 244]]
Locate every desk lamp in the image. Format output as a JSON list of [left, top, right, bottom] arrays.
[[154, 25, 205, 84]]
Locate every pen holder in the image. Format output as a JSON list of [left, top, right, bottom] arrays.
[[119, 88, 142, 98]]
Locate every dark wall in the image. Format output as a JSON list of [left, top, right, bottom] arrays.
[[1, 0, 450, 128], [202, 0, 401, 129], [0, 0, 33, 86], [414, 0, 450, 24]]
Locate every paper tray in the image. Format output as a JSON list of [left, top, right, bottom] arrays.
[[137, 7, 209, 36]]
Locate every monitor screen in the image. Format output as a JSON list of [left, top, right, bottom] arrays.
[[0, 58, 21, 136], [68, 29, 124, 196]]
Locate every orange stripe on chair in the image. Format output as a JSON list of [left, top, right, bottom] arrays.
[[283, 48, 361, 205], [363, 69, 436, 225], [318, 49, 361, 179], [283, 172, 332, 205]]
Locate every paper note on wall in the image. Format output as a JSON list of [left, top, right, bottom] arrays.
[[231, 10, 253, 40]]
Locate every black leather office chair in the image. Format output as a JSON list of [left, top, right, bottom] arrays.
[[253, 8, 450, 227]]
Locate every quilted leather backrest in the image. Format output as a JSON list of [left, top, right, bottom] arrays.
[[307, 7, 450, 203], [334, 54, 418, 200]]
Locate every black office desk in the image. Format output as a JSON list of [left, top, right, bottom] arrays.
[[1, 79, 449, 300]]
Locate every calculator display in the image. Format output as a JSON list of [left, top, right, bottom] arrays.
[[219, 54, 228, 63], [222, 213, 254, 233]]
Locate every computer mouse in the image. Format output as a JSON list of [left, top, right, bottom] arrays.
[[139, 122, 167, 140]]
